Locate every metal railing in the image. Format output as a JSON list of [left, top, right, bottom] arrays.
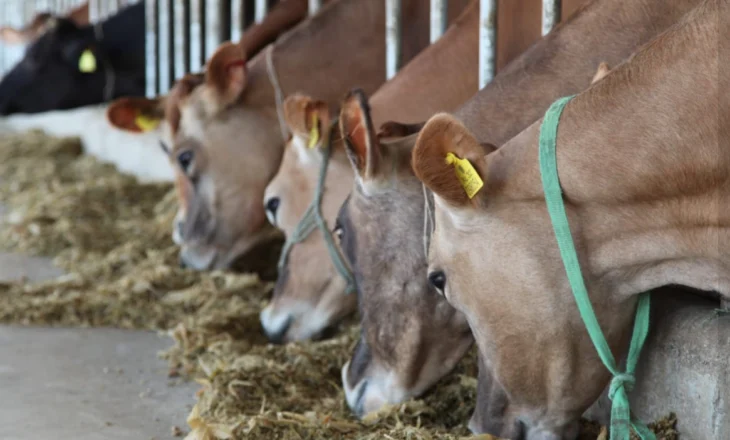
[[0, 0, 568, 97], [385, 0, 565, 89]]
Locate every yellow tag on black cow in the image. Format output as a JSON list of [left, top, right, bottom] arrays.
[[308, 113, 320, 149], [445, 152, 483, 199], [78, 49, 97, 73], [134, 113, 160, 132]]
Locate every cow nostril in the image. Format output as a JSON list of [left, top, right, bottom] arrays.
[[265, 197, 280, 217], [179, 254, 188, 269]]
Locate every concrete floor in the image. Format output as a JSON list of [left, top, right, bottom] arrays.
[[0, 202, 198, 440]]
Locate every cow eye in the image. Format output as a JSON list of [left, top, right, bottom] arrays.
[[333, 218, 344, 242], [177, 150, 194, 174], [428, 270, 447, 295]]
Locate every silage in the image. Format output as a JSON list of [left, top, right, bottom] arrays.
[[0, 131, 679, 440]]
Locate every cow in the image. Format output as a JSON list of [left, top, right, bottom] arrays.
[[0, 2, 144, 115], [333, 0, 704, 425], [260, 0, 481, 343], [0, 2, 89, 45], [106, 0, 469, 274], [411, 0, 728, 438]]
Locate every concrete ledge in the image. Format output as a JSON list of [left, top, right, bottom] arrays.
[[586, 290, 729, 440], [631, 290, 728, 440]]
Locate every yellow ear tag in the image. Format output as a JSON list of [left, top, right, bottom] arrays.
[[134, 113, 161, 132], [445, 152, 484, 199], [78, 49, 97, 73], [308, 113, 320, 149]]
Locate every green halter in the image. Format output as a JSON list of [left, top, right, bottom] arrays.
[[276, 119, 356, 294], [538, 95, 655, 440]]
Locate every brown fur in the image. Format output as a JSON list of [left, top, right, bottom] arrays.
[[414, 1, 728, 437], [108, 0, 471, 271], [334, 0, 705, 431], [257, 0, 472, 341]]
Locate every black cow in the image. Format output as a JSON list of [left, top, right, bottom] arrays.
[[0, 2, 144, 116]]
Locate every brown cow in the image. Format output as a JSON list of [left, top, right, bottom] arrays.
[[107, 0, 468, 271], [413, 0, 728, 438], [334, 0, 704, 425], [259, 0, 478, 343]]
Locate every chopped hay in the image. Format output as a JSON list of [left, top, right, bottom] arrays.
[[0, 131, 679, 439]]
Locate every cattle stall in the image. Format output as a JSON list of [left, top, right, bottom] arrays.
[[0, 0, 582, 95]]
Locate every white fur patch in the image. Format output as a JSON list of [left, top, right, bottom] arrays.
[[341, 362, 409, 416], [0, 105, 173, 182]]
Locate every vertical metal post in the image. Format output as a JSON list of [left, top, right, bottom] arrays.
[[157, 0, 170, 93], [309, 0, 322, 15], [89, 0, 101, 22], [204, 0, 220, 60], [145, 0, 158, 97], [542, 0, 561, 36], [430, 0, 447, 44], [478, 0, 496, 89], [255, 0, 267, 23], [173, 0, 185, 79], [231, 0, 243, 42], [182, 0, 191, 74], [385, 0, 401, 80], [189, 0, 203, 72]]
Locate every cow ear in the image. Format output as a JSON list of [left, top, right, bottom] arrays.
[[0, 27, 26, 45], [106, 96, 166, 133], [412, 113, 494, 208], [591, 62, 611, 85], [340, 88, 380, 180], [206, 42, 247, 107], [283, 94, 330, 149]]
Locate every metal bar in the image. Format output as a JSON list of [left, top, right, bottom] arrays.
[[231, 0, 243, 42], [219, 0, 232, 43], [173, 0, 185, 79], [309, 0, 322, 15], [255, 0, 267, 23], [157, 0, 170, 93], [182, 0, 191, 74], [430, 0, 447, 44], [189, 0, 203, 72], [145, 0, 158, 97], [204, 0, 220, 60], [478, 0, 496, 89], [385, 0, 401, 80], [542, 0, 561, 36]]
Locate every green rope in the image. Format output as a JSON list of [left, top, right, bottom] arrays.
[[538, 95, 654, 440], [277, 120, 356, 294]]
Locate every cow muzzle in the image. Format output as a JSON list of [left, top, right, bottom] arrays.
[[341, 361, 408, 418]]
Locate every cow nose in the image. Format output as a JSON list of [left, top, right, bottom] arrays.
[[260, 305, 292, 344], [265, 197, 280, 219], [341, 361, 368, 417]]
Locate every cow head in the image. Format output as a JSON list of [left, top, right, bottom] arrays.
[[260, 93, 357, 342], [336, 90, 473, 417], [0, 3, 144, 115], [107, 41, 284, 274]]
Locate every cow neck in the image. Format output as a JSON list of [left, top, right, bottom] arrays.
[[91, 2, 143, 54], [484, 0, 726, 295]]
